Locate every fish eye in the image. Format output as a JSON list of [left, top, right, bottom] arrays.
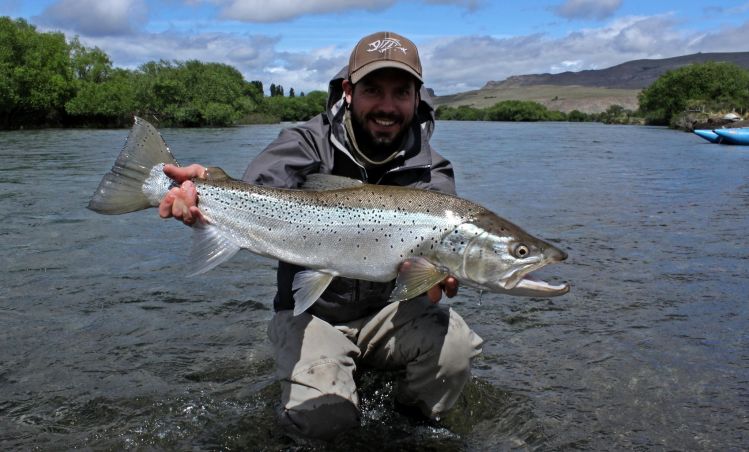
[[512, 243, 530, 258]]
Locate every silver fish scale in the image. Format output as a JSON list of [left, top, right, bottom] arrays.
[[194, 181, 482, 281]]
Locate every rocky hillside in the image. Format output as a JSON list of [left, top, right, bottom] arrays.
[[432, 52, 749, 114]]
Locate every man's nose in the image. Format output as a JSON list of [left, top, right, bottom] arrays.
[[376, 93, 397, 113]]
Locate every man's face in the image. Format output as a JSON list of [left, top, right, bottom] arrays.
[[343, 68, 419, 155]]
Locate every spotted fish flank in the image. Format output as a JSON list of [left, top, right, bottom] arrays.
[[89, 117, 570, 315]]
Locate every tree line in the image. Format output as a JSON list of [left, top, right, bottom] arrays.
[[0, 17, 326, 129], [3, 16, 749, 130], [435, 101, 639, 124]]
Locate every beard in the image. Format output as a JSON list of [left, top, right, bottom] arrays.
[[349, 109, 411, 157]]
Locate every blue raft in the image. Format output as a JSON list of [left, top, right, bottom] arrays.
[[713, 128, 749, 145], [693, 129, 723, 143]]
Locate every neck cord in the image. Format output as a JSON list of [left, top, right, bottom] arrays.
[[344, 110, 401, 167]]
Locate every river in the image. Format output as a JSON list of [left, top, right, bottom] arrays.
[[1, 121, 747, 450]]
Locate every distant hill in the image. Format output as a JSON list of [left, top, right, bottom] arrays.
[[483, 52, 749, 90], [432, 52, 749, 114]]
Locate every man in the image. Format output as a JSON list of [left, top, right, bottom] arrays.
[[160, 31, 483, 440]]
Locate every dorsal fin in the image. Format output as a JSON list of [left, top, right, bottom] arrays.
[[300, 173, 364, 191]]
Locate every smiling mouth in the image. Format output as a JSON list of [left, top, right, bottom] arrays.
[[371, 116, 399, 128]]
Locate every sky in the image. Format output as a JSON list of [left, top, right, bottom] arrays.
[[2, 0, 749, 96]]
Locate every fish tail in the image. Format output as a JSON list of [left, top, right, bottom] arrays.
[[88, 116, 178, 214]]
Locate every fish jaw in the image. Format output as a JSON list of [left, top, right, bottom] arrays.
[[445, 216, 569, 298], [498, 243, 568, 289], [506, 275, 570, 297]]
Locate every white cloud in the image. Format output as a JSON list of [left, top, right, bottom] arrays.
[[421, 14, 746, 95], [425, 0, 484, 11], [553, 0, 622, 21], [217, 0, 396, 22], [551, 60, 584, 72], [36, 0, 148, 36], [688, 19, 749, 51], [208, 0, 481, 22]]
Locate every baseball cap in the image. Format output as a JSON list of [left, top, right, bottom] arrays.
[[348, 31, 423, 84]]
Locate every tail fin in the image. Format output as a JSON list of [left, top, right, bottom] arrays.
[[88, 116, 179, 214]]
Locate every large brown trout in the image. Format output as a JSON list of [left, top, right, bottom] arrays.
[[89, 117, 569, 314]]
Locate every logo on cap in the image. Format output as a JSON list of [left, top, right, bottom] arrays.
[[367, 38, 408, 55]]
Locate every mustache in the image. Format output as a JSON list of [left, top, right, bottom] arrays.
[[367, 112, 403, 123]]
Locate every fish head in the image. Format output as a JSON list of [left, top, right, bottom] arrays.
[[456, 213, 569, 297]]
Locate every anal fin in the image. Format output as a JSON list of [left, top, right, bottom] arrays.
[[187, 223, 241, 276]]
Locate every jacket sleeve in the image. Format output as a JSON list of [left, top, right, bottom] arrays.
[[240, 116, 327, 188]]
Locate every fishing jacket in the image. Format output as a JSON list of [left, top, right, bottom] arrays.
[[241, 67, 456, 323]]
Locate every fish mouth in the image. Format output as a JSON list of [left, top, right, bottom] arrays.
[[509, 274, 570, 297], [499, 245, 569, 297]]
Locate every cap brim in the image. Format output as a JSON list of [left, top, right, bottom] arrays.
[[349, 61, 422, 84]]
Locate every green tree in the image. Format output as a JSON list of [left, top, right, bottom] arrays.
[[64, 38, 139, 126], [435, 105, 484, 120], [132, 59, 256, 126], [261, 90, 326, 122], [0, 17, 74, 128], [250, 80, 263, 95], [65, 68, 138, 126], [567, 109, 590, 122], [485, 100, 552, 121], [639, 61, 749, 125], [69, 37, 111, 83]]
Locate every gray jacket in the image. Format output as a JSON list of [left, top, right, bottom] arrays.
[[241, 67, 456, 323]]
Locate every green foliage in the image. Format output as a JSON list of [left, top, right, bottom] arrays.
[[437, 100, 577, 122], [259, 90, 326, 122], [269, 83, 285, 97], [435, 105, 484, 121], [435, 100, 643, 124], [566, 110, 588, 122], [131, 59, 259, 126], [639, 61, 749, 125], [65, 68, 138, 126], [598, 104, 642, 124], [0, 17, 73, 127], [485, 100, 555, 121]]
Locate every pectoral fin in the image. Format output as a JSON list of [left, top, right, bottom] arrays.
[[292, 270, 335, 315], [187, 223, 241, 276], [389, 257, 449, 303]]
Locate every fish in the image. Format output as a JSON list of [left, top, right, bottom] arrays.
[[88, 117, 570, 315]]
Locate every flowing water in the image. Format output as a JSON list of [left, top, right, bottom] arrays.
[[1, 121, 747, 450]]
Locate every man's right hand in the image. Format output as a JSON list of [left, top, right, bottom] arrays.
[[158, 163, 207, 225]]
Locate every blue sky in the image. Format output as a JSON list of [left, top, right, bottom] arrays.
[[2, 0, 748, 95]]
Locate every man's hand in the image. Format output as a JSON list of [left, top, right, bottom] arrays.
[[427, 276, 459, 304], [158, 163, 207, 225]]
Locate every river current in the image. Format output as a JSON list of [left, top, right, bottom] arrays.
[[1, 121, 747, 450]]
